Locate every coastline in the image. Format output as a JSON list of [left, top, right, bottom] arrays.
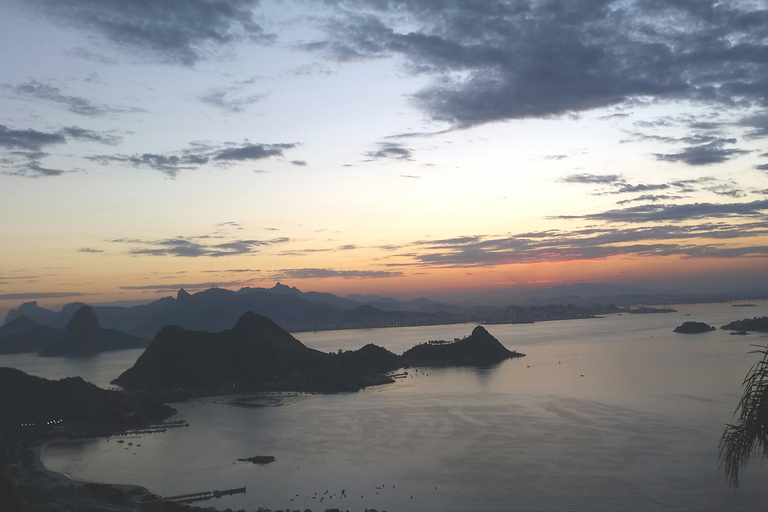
[[20, 439, 159, 510]]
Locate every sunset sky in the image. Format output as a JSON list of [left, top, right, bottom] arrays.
[[2, 0, 768, 315]]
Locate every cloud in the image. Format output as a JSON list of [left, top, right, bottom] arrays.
[[16, 162, 67, 178], [0, 124, 65, 151], [213, 143, 296, 161], [653, 139, 749, 166], [273, 268, 404, 279], [61, 126, 122, 145], [562, 173, 744, 200], [78, 247, 104, 253], [0, 292, 86, 301], [114, 235, 289, 257], [395, 220, 768, 268], [365, 142, 413, 160], [90, 141, 297, 177], [200, 87, 263, 113], [19, 0, 273, 65], [6, 81, 143, 116], [119, 281, 246, 291], [561, 174, 622, 185], [616, 194, 685, 205], [553, 200, 768, 223], [291, 160, 307, 166], [309, 1, 768, 129]]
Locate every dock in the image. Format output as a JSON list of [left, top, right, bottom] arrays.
[[164, 486, 246, 503]]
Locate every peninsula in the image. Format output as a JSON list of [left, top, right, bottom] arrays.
[[114, 312, 524, 394], [721, 316, 768, 332]]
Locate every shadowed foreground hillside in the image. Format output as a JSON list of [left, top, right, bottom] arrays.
[[0, 367, 175, 434]]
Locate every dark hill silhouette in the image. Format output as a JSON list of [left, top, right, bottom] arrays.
[[115, 314, 525, 394], [722, 316, 768, 332], [4, 301, 59, 327], [674, 321, 716, 333], [0, 367, 174, 430], [0, 316, 61, 354], [0, 315, 38, 336], [402, 326, 525, 365], [0, 306, 142, 357], [114, 312, 402, 392]]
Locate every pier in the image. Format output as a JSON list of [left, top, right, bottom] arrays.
[[163, 486, 246, 503]]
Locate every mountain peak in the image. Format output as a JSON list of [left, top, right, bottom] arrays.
[[63, 306, 104, 356], [232, 311, 283, 335], [177, 288, 192, 302], [271, 282, 301, 294]]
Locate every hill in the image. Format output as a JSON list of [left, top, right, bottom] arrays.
[[114, 313, 525, 394], [114, 312, 404, 392], [402, 326, 525, 365], [0, 306, 142, 356], [721, 316, 768, 332], [0, 367, 175, 434]]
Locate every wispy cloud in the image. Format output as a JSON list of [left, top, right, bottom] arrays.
[[89, 142, 298, 177], [395, 220, 768, 268], [112, 235, 290, 257], [273, 268, 404, 279], [200, 87, 264, 113], [653, 139, 749, 166], [0, 292, 86, 300], [553, 200, 768, 223], [6, 81, 143, 116], [365, 142, 413, 161]]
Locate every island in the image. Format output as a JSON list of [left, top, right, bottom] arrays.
[[238, 455, 275, 464], [721, 316, 768, 332], [402, 326, 524, 365], [114, 312, 525, 395], [674, 321, 716, 334]]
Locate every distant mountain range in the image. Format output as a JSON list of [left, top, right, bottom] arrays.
[[0, 305, 142, 356], [4, 282, 766, 340]]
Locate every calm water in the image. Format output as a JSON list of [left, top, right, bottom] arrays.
[[5, 302, 768, 511]]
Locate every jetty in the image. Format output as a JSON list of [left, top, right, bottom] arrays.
[[164, 486, 246, 503]]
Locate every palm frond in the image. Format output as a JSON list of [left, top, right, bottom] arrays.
[[719, 345, 768, 487]]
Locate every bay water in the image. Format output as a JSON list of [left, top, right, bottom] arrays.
[[4, 302, 768, 511]]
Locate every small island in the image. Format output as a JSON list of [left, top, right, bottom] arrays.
[[674, 321, 716, 333], [402, 326, 524, 365], [238, 455, 275, 464]]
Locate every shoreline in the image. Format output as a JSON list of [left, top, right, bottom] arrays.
[[20, 439, 159, 509]]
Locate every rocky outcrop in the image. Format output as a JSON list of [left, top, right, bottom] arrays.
[[673, 321, 716, 334], [402, 326, 525, 365]]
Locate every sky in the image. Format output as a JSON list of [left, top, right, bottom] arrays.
[[2, 0, 768, 314]]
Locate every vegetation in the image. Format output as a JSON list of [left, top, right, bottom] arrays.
[[720, 345, 768, 486]]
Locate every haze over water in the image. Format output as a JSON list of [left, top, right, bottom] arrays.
[[6, 302, 768, 511]]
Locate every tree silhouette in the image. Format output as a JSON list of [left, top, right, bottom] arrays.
[[720, 345, 768, 486]]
